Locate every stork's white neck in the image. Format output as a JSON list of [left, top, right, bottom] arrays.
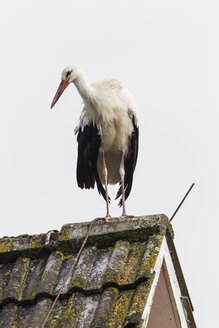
[[73, 73, 95, 104]]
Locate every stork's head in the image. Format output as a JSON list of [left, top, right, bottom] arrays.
[[51, 65, 81, 109]]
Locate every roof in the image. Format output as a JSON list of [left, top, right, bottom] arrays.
[[0, 215, 195, 328]]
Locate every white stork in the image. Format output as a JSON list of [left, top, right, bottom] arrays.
[[51, 65, 139, 220]]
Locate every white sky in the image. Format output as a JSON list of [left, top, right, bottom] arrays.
[[0, 1, 218, 326]]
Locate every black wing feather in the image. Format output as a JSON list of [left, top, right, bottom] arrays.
[[116, 115, 139, 206], [76, 124, 108, 201]]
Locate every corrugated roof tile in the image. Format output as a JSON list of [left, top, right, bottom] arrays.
[[53, 256, 75, 294], [126, 280, 153, 324], [137, 234, 163, 280], [90, 287, 118, 328], [119, 242, 146, 285], [75, 294, 100, 328], [37, 252, 62, 295], [103, 241, 130, 286], [44, 299, 68, 328], [25, 298, 52, 328], [4, 257, 30, 301], [70, 246, 97, 291], [22, 257, 48, 300], [58, 293, 82, 328], [0, 262, 13, 303], [108, 289, 134, 328], [86, 248, 112, 291]]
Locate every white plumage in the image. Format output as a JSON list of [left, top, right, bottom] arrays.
[[51, 65, 139, 219]]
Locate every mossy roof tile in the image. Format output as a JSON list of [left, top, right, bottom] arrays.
[[119, 243, 146, 285], [86, 248, 112, 291], [76, 294, 100, 328], [0, 263, 13, 303], [69, 246, 97, 291], [4, 257, 30, 301], [22, 257, 48, 300], [37, 252, 62, 296], [107, 289, 134, 328], [125, 280, 153, 324], [0, 215, 188, 328], [103, 241, 130, 286], [90, 287, 118, 328]]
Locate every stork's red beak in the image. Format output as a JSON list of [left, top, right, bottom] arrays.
[[51, 80, 69, 109]]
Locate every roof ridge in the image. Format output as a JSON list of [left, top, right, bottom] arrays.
[[0, 215, 173, 264]]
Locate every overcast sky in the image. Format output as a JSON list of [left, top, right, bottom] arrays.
[[1, 1, 219, 326]]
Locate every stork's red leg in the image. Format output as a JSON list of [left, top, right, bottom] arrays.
[[120, 150, 127, 216], [102, 151, 111, 221]]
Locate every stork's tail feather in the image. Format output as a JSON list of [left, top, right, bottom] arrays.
[[94, 168, 111, 202], [115, 183, 122, 200], [115, 179, 133, 207], [115, 184, 123, 206]]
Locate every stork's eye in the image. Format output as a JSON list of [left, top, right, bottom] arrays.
[[66, 70, 72, 78]]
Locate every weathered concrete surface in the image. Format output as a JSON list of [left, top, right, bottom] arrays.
[[0, 215, 173, 262]]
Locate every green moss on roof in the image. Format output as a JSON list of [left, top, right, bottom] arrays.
[[108, 289, 134, 328]]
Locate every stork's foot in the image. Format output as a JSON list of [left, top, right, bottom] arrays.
[[118, 214, 134, 219], [105, 215, 112, 222], [105, 215, 123, 222]]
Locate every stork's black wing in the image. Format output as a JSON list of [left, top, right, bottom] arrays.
[[76, 124, 107, 200], [116, 115, 139, 206]]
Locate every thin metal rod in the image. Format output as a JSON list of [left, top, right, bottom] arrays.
[[170, 183, 195, 222], [41, 217, 103, 328]]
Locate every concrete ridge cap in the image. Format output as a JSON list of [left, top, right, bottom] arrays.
[[0, 215, 173, 260], [60, 214, 171, 237]]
